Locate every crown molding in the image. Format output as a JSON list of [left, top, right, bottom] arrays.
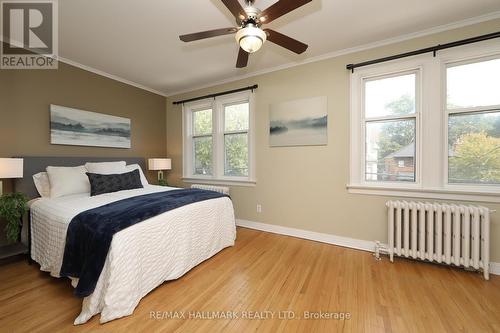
[[57, 57, 168, 97], [166, 11, 500, 97], [0, 33, 167, 96], [2, 10, 499, 98]]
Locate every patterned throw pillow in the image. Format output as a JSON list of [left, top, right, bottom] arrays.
[[86, 169, 143, 196]]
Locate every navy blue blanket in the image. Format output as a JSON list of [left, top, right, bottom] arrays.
[[60, 188, 229, 297]]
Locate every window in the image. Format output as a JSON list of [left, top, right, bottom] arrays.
[[192, 109, 213, 175], [364, 73, 417, 182], [183, 91, 255, 185], [224, 102, 249, 177], [349, 41, 500, 202], [446, 58, 500, 185]]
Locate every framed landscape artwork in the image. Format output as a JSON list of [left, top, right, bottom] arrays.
[[50, 105, 131, 148], [269, 96, 328, 147]]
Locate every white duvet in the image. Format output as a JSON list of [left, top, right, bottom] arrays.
[[29, 185, 236, 324]]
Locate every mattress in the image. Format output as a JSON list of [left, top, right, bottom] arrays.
[[29, 185, 236, 324]]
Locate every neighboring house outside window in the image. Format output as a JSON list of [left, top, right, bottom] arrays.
[[384, 143, 414, 182]]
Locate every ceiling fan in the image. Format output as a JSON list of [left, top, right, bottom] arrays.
[[179, 0, 311, 68]]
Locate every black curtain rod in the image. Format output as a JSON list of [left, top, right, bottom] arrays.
[[346, 31, 500, 72], [173, 84, 258, 105]]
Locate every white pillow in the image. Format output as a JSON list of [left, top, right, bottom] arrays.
[[125, 164, 149, 187], [32, 172, 50, 198], [85, 161, 126, 175], [46, 165, 90, 198]]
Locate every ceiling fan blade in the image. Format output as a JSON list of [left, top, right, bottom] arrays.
[[259, 0, 312, 24], [221, 0, 246, 20], [236, 47, 249, 68], [264, 29, 308, 54], [179, 27, 237, 42]]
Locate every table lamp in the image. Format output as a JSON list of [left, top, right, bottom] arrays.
[[0, 158, 23, 196], [148, 158, 171, 184]]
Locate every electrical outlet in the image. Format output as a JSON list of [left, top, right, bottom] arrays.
[[256, 204, 262, 213]]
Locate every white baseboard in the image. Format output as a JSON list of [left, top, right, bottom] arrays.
[[490, 262, 500, 276], [235, 219, 500, 276], [235, 219, 376, 253]]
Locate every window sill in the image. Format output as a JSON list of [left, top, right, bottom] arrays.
[[182, 177, 256, 187], [346, 184, 500, 203]]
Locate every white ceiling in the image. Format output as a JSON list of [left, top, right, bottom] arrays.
[[58, 1, 500, 96]]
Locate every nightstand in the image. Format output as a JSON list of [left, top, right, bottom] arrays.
[[0, 214, 30, 264], [0, 242, 28, 260]]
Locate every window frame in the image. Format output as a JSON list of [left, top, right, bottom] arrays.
[[361, 69, 421, 185], [222, 100, 250, 178], [349, 40, 500, 203], [182, 90, 256, 186], [191, 107, 214, 176], [442, 55, 500, 192]]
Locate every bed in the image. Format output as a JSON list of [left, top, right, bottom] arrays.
[[16, 157, 236, 324]]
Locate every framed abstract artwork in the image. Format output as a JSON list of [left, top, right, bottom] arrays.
[[269, 96, 327, 147], [50, 104, 131, 148]]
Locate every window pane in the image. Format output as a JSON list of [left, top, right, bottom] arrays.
[[193, 136, 212, 175], [225, 103, 249, 132], [366, 119, 416, 182], [447, 58, 500, 109], [193, 109, 212, 135], [224, 133, 248, 177], [448, 111, 500, 184], [365, 74, 416, 118]]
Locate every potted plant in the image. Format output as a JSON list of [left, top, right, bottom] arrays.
[[0, 192, 28, 242]]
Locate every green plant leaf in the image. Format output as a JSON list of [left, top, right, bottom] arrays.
[[0, 192, 28, 242]]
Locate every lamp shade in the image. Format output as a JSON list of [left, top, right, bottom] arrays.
[[148, 158, 171, 171], [0, 158, 23, 179], [235, 25, 266, 54]]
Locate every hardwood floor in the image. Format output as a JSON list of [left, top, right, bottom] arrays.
[[1, 227, 499, 332]]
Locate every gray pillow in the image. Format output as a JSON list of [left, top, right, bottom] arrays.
[[86, 169, 143, 196]]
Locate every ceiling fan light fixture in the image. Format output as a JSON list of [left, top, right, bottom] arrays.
[[179, 0, 310, 68], [235, 25, 266, 53]]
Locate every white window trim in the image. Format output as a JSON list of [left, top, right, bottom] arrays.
[[348, 40, 500, 203], [361, 68, 422, 187], [182, 90, 256, 186]]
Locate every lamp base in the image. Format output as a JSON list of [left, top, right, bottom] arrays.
[[157, 171, 168, 186], [0, 180, 3, 196]]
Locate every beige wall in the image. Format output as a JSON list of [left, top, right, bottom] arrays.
[[0, 60, 166, 243], [166, 19, 500, 262], [0, 61, 166, 159]]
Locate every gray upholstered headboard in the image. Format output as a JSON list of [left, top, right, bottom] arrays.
[[14, 156, 146, 199]]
